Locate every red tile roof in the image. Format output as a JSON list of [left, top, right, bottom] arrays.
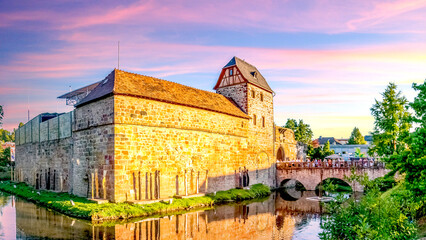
[[76, 69, 249, 119]]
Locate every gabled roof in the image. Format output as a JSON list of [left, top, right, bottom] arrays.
[[76, 69, 249, 119], [220, 56, 273, 93], [317, 137, 343, 145]]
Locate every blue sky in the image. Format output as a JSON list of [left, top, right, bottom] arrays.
[[1, 0, 425, 138]]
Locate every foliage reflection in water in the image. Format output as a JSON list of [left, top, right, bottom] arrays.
[[0, 189, 325, 240]]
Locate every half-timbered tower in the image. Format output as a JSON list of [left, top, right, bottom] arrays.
[[215, 57, 275, 170]]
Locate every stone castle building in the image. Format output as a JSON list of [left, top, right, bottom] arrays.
[[14, 57, 298, 202]]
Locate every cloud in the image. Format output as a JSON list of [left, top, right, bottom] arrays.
[[2, 0, 426, 33], [347, 0, 426, 31]]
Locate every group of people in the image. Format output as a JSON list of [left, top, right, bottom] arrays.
[[236, 167, 250, 188], [309, 158, 375, 168]]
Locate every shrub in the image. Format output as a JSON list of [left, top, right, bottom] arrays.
[[320, 185, 417, 240]]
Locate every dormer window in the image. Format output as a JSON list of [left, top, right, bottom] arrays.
[[251, 71, 257, 79], [229, 69, 233, 76]]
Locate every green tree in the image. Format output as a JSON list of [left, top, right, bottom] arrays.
[[369, 83, 411, 157], [308, 140, 335, 159], [348, 127, 367, 145], [18, 122, 24, 128], [0, 147, 10, 166], [353, 148, 366, 158], [323, 140, 335, 157], [388, 80, 426, 198], [284, 118, 297, 130], [284, 119, 313, 144], [0, 129, 12, 142]]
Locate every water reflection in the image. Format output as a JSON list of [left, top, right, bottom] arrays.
[[0, 189, 324, 240]]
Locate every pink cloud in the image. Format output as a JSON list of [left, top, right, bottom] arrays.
[[347, 0, 426, 31], [2, 0, 425, 34]]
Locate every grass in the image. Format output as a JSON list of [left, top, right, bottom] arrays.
[[0, 180, 270, 222]]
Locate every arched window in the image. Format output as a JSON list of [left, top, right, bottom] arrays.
[[260, 93, 263, 101], [229, 69, 233, 76], [262, 116, 265, 127], [252, 90, 255, 98], [253, 114, 257, 125]]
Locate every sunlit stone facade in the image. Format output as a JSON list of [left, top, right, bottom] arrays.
[[15, 57, 298, 202]]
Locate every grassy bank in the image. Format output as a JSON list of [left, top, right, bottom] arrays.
[[0, 180, 270, 222]]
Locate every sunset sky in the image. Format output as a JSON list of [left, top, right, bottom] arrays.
[[1, 0, 425, 138]]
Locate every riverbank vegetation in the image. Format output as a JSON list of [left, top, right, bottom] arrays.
[[0, 180, 270, 222], [320, 81, 426, 239]]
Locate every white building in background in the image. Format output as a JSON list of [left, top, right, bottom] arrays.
[[330, 144, 370, 160]]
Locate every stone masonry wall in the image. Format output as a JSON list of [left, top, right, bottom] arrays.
[[275, 127, 298, 161], [14, 112, 74, 192], [216, 83, 248, 113], [246, 84, 276, 186], [113, 95, 252, 202], [15, 137, 72, 192], [72, 96, 115, 200]]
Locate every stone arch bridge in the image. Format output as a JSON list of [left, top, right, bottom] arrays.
[[276, 161, 388, 192]]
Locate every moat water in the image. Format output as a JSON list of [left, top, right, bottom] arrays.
[[0, 189, 325, 240]]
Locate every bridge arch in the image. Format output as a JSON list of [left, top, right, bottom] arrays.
[[315, 178, 352, 192]]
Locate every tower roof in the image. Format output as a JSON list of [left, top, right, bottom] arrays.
[[75, 69, 249, 119], [222, 56, 273, 93]]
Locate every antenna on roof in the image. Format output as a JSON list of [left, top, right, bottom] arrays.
[[117, 41, 120, 69]]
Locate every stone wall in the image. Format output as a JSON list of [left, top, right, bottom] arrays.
[[113, 95, 251, 202], [216, 83, 248, 113], [274, 127, 298, 161], [246, 84, 276, 187], [14, 112, 74, 192], [72, 96, 115, 200], [15, 137, 72, 192], [15, 78, 298, 202]]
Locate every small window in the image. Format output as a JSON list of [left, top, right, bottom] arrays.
[[229, 69, 233, 76], [262, 116, 265, 127], [253, 114, 257, 125], [251, 90, 255, 98], [260, 93, 263, 102]]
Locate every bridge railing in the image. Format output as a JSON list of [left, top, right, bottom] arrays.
[[277, 160, 385, 169]]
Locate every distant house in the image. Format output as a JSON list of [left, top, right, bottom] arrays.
[[1, 142, 14, 150], [312, 136, 371, 160], [1, 142, 15, 162], [330, 144, 370, 160], [312, 136, 343, 148], [364, 135, 373, 145], [336, 138, 349, 145]]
